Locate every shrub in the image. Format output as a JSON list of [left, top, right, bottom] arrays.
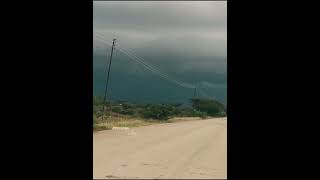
[[141, 104, 172, 120], [111, 106, 122, 113], [122, 109, 135, 115], [199, 112, 208, 119], [93, 97, 223, 121], [190, 98, 226, 117]]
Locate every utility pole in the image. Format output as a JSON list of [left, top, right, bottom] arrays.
[[193, 87, 197, 98], [102, 38, 116, 121]]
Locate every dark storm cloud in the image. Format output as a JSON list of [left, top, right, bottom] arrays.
[[93, 1, 227, 103]]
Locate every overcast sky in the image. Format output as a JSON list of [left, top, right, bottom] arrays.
[[94, 1, 226, 58], [93, 1, 227, 102]]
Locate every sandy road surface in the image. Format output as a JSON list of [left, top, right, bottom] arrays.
[[93, 118, 227, 179]]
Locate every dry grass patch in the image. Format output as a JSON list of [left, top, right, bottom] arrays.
[[96, 116, 161, 131], [94, 114, 209, 132]]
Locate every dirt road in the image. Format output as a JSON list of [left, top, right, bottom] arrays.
[[93, 118, 227, 179]]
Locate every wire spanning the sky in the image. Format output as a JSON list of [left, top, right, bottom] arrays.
[[94, 32, 195, 89], [94, 32, 217, 100]]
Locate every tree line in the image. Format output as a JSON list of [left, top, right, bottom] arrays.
[[93, 96, 226, 122]]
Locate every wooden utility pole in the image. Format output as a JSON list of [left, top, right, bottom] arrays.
[[102, 38, 116, 121]]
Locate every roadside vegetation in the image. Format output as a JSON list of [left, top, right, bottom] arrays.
[[93, 96, 226, 131]]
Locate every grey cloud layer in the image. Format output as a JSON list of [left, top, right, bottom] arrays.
[[94, 1, 226, 57], [94, 1, 226, 30], [93, 1, 227, 100]]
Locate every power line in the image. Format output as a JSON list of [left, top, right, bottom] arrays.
[[94, 33, 195, 89], [115, 47, 195, 89], [94, 32, 195, 88], [94, 32, 218, 100], [116, 42, 195, 87], [95, 34, 193, 88], [96, 33, 182, 82], [117, 45, 196, 88]]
